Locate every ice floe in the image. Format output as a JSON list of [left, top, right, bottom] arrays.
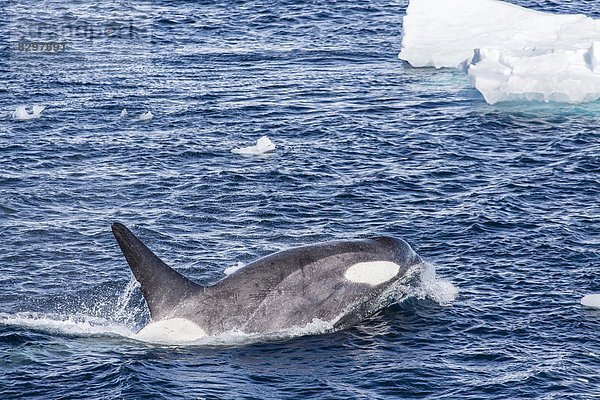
[[231, 135, 276, 155], [399, 0, 600, 104], [12, 105, 45, 120]]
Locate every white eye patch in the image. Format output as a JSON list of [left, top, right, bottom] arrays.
[[344, 261, 400, 286]]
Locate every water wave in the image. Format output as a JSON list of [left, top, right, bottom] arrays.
[[0, 260, 457, 347]]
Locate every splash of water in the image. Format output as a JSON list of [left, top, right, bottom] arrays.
[[0, 277, 144, 341], [113, 276, 141, 325], [224, 261, 245, 276], [411, 262, 459, 306], [0, 262, 458, 347], [0, 312, 134, 338]]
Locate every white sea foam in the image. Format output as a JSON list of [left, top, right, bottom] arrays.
[[410, 262, 459, 306], [231, 135, 276, 155], [276, 317, 335, 338], [399, 0, 600, 104], [12, 105, 45, 120], [224, 261, 245, 275], [0, 312, 134, 337]]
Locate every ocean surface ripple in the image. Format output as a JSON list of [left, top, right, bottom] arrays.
[[1, 0, 599, 398]]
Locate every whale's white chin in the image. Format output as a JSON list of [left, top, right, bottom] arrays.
[[134, 318, 207, 342]]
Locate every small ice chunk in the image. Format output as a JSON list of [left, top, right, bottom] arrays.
[[231, 135, 276, 155], [581, 294, 600, 310], [32, 105, 45, 116], [399, 0, 600, 104], [13, 106, 29, 120], [138, 111, 153, 121], [120, 109, 128, 118], [12, 105, 45, 120]]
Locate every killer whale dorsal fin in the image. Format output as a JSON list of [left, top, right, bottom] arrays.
[[111, 223, 202, 320]]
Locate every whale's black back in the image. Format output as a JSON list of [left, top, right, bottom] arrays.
[[199, 238, 420, 332]]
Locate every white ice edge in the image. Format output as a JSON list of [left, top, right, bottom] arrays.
[[399, 0, 600, 104]]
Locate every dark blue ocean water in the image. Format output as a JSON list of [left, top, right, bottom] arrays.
[[1, 0, 599, 398]]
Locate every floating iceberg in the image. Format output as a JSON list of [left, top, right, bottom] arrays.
[[399, 0, 600, 104], [231, 135, 276, 155], [12, 105, 45, 120]]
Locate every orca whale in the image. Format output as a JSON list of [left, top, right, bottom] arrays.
[[111, 223, 423, 339]]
